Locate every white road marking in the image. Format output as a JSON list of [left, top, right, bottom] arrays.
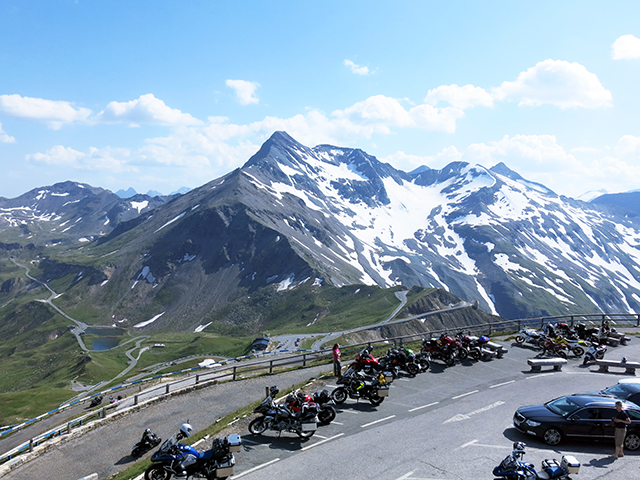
[[443, 401, 506, 424], [459, 440, 511, 449], [525, 372, 557, 379], [408, 401, 439, 412], [342, 409, 359, 414], [301, 433, 344, 451], [452, 389, 479, 399], [314, 434, 327, 439], [458, 439, 478, 448], [234, 458, 281, 478], [361, 415, 396, 428], [240, 438, 260, 445], [332, 421, 344, 425], [398, 378, 411, 381], [490, 380, 515, 388]]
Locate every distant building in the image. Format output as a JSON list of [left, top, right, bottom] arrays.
[[251, 336, 270, 351]]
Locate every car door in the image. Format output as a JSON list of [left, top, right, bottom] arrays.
[[565, 408, 601, 439], [598, 407, 619, 439]]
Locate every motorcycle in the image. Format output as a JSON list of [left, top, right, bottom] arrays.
[[380, 347, 420, 376], [582, 343, 607, 365], [332, 370, 390, 406], [541, 337, 569, 359], [420, 337, 456, 366], [493, 441, 579, 480], [145, 426, 240, 480], [286, 389, 337, 426], [515, 328, 546, 348], [556, 337, 588, 357], [132, 428, 161, 457], [248, 386, 319, 438], [88, 395, 103, 408], [352, 345, 386, 375]]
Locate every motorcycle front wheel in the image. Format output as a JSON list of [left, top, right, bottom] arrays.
[[332, 387, 348, 404], [468, 349, 480, 361], [515, 335, 525, 344], [145, 465, 171, 480], [445, 355, 455, 367], [318, 405, 337, 425], [406, 363, 419, 376], [248, 417, 268, 435], [419, 357, 430, 371], [572, 346, 584, 357]]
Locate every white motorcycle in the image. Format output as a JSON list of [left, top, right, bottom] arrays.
[[515, 328, 545, 348]]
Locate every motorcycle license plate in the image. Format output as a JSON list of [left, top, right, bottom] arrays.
[[377, 388, 389, 397], [301, 422, 317, 432]]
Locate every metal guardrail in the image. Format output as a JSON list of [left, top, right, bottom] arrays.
[[1, 311, 638, 466]]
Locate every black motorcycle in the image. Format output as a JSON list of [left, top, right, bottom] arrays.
[[145, 434, 241, 480], [131, 428, 162, 457], [88, 395, 103, 408], [331, 370, 389, 406], [380, 347, 420, 376], [248, 386, 319, 438]]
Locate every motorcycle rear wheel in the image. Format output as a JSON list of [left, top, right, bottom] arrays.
[[332, 387, 348, 404], [318, 405, 337, 425], [145, 465, 171, 480], [248, 417, 268, 435], [406, 363, 419, 376], [457, 348, 468, 360], [445, 355, 455, 367], [369, 392, 384, 406], [557, 350, 568, 359], [468, 349, 480, 361], [418, 357, 430, 371], [297, 429, 315, 439], [572, 346, 584, 357], [515, 335, 525, 344]]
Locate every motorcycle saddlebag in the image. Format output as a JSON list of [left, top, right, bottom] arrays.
[[561, 455, 580, 474], [541, 459, 563, 477], [227, 434, 242, 453], [216, 459, 235, 478], [301, 422, 317, 432], [377, 387, 390, 397]]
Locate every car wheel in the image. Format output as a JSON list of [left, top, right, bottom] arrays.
[[543, 427, 563, 446], [625, 432, 640, 451]]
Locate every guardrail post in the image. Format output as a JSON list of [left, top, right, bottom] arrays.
[[232, 366, 237, 381], [303, 354, 307, 367], [165, 384, 170, 394], [67, 422, 72, 434], [134, 395, 138, 406], [269, 361, 273, 374], [29, 439, 33, 452], [195, 374, 200, 384]]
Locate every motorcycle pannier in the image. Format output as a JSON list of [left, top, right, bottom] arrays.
[[216, 459, 235, 477], [301, 422, 317, 432], [227, 434, 242, 453], [541, 459, 563, 477], [377, 387, 389, 397], [561, 455, 580, 474]]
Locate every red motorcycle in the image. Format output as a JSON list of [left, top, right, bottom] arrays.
[[421, 337, 456, 366], [286, 390, 336, 426]]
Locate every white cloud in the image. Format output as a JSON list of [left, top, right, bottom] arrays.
[[26, 145, 135, 171], [615, 135, 640, 156], [612, 34, 640, 60], [343, 59, 370, 76], [424, 84, 494, 109], [334, 94, 465, 133], [96, 94, 200, 126], [0, 94, 92, 129], [0, 123, 15, 143], [226, 79, 260, 105], [382, 146, 463, 172], [493, 59, 612, 109]]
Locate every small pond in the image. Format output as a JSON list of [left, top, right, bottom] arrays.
[[92, 336, 121, 351], [84, 326, 126, 351]]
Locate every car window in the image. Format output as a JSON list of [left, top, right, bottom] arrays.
[[603, 384, 632, 400], [627, 410, 640, 421], [597, 408, 618, 420], [573, 408, 599, 420], [546, 397, 581, 417]]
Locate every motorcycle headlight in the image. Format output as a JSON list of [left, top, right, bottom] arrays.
[[525, 419, 541, 427]]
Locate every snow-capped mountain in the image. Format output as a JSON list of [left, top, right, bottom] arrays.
[[2, 132, 639, 327], [0, 181, 177, 244]]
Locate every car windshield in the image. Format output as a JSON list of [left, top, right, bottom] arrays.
[[602, 384, 633, 400], [545, 397, 581, 417]]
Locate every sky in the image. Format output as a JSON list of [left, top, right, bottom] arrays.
[[1, 1, 639, 199]]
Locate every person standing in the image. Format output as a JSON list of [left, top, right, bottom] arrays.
[[332, 343, 341, 376], [613, 401, 631, 458]]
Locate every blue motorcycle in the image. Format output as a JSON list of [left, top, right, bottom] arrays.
[[493, 442, 580, 480], [145, 423, 241, 480]]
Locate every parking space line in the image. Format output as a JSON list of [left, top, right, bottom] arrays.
[[301, 433, 344, 451], [361, 415, 396, 428], [234, 458, 280, 478], [408, 401, 439, 412], [332, 421, 344, 425], [341, 409, 359, 414], [452, 389, 479, 399], [490, 380, 515, 388]]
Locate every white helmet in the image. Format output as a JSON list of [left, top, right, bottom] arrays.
[[180, 423, 193, 438]]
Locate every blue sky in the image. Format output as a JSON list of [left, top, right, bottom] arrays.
[[1, 1, 639, 199]]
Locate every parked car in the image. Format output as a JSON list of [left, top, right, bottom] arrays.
[[574, 381, 640, 407], [513, 394, 640, 451]]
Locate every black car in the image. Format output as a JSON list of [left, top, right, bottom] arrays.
[[513, 394, 640, 450], [575, 381, 640, 407]]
